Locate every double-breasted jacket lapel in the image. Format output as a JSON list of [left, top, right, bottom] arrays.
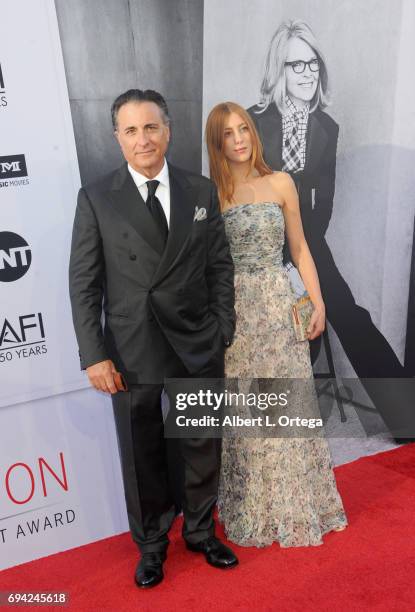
[[108, 163, 165, 256], [152, 164, 197, 285], [106, 162, 199, 285]]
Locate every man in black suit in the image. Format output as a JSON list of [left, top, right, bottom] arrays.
[[69, 89, 238, 588]]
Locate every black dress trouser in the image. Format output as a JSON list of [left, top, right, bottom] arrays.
[[112, 343, 224, 554]]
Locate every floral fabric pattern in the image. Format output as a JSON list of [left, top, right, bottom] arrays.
[[218, 203, 347, 547]]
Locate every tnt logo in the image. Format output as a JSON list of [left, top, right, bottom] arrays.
[[0, 232, 32, 282], [0, 155, 28, 179]]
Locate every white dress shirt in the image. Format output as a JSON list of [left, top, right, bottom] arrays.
[[128, 159, 170, 228]]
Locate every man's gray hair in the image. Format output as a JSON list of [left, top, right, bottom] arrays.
[[111, 89, 170, 130]]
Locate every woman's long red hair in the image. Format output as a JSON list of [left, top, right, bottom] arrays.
[[205, 102, 271, 209]]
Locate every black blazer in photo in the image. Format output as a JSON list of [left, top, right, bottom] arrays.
[[248, 102, 339, 252]]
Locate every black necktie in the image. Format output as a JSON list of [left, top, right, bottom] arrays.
[[145, 180, 168, 246]]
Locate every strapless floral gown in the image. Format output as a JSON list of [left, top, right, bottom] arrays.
[[218, 203, 347, 547]]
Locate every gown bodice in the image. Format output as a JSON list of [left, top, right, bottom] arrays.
[[222, 202, 285, 273]]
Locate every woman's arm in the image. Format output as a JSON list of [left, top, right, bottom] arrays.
[[271, 172, 325, 340]]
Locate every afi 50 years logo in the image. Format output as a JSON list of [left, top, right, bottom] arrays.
[[0, 313, 47, 364]]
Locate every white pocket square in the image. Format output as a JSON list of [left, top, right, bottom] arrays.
[[193, 206, 207, 222]]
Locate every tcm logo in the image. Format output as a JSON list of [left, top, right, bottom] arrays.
[[0, 155, 28, 179], [2, 452, 69, 506], [0, 62, 7, 108], [0, 155, 29, 188], [0, 313, 45, 350], [0, 232, 32, 282]]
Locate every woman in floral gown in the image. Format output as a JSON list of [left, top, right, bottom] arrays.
[[205, 101, 347, 547]]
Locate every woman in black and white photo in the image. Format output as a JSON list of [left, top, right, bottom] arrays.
[[248, 19, 413, 437]]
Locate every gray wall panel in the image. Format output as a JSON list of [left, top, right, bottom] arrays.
[[55, 0, 203, 184], [69, 100, 124, 185], [129, 0, 203, 100], [167, 100, 202, 172], [56, 0, 136, 100]]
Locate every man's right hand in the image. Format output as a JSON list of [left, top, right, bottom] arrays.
[[86, 359, 118, 394]]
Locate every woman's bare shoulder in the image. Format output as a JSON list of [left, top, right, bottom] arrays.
[[267, 170, 294, 186], [264, 171, 296, 199]]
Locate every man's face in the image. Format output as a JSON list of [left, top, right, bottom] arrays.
[[115, 101, 170, 178]]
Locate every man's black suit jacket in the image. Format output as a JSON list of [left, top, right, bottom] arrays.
[[69, 162, 235, 383], [248, 102, 339, 254]]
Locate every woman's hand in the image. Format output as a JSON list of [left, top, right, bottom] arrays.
[[307, 303, 325, 340]]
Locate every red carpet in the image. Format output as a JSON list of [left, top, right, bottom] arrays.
[[1, 444, 415, 611]]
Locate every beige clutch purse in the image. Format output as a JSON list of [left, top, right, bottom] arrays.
[[292, 294, 314, 341]]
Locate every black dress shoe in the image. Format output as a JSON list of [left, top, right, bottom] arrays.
[[135, 552, 165, 588], [186, 536, 238, 569]]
